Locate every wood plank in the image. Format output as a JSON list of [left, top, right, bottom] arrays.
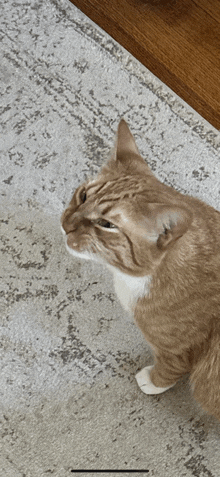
[[69, 0, 220, 130]]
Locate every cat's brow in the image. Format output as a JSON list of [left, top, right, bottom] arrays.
[[87, 182, 108, 195], [100, 204, 113, 215], [99, 200, 124, 215]]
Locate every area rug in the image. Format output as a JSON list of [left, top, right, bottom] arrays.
[[1, 0, 220, 476]]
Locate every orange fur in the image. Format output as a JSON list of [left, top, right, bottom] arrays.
[[62, 120, 220, 420]]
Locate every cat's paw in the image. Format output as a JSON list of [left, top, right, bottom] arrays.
[[135, 366, 175, 395]]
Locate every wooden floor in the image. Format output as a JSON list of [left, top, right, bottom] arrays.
[[70, 0, 220, 130]]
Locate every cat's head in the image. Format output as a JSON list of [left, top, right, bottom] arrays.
[[61, 120, 192, 276]]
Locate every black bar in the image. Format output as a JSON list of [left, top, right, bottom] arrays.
[[71, 471, 149, 473]]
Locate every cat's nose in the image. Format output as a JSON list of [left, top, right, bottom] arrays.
[[62, 218, 78, 234], [61, 213, 76, 234], [62, 212, 90, 235]]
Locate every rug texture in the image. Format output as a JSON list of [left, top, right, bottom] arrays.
[[1, 0, 220, 476]]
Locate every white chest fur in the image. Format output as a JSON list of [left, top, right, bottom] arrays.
[[109, 267, 152, 313]]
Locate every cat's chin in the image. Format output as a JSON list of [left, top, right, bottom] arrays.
[[65, 243, 96, 261]]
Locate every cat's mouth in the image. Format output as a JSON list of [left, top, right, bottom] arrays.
[[61, 224, 99, 262], [61, 225, 86, 249], [61, 225, 81, 249], [61, 225, 66, 236]]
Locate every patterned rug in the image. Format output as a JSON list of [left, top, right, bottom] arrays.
[[1, 0, 220, 475]]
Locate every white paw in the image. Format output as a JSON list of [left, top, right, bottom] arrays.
[[135, 366, 175, 395]]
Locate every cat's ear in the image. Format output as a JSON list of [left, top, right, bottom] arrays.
[[115, 119, 140, 158], [110, 119, 154, 175], [148, 204, 192, 250]]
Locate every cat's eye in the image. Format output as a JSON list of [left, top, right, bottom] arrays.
[[80, 189, 87, 203], [96, 219, 116, 229]]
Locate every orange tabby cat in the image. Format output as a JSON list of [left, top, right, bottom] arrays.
[[61, 120, 220, 420]]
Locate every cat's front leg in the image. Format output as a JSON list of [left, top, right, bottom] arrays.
[[135, 349, 191, 395], [135, 365, 176, 395]]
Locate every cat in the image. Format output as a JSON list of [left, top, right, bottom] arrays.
[[61, 119, 220, 420]]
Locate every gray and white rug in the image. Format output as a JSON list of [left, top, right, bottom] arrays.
[[1, 0, 220, 475]]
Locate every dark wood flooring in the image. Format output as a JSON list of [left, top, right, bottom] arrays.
[[70, 0, 220, 130]]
